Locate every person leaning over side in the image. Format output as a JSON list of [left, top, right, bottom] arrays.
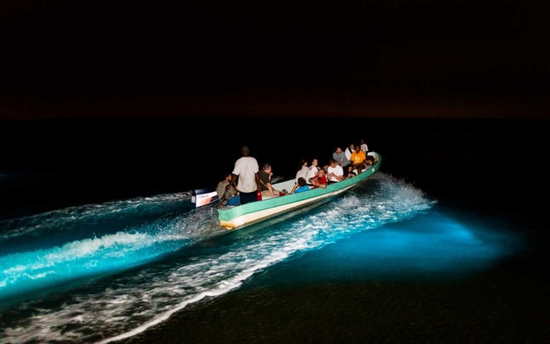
[[259, 163, 281, 198], [231, 145, 261, 205]]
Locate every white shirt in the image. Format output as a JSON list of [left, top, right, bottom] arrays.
[[295, 165, 308, 183], [345, 147, 353, 160], [327, 165, 344, 182], [306, 165, 318, 184], [232, 156, 259, 193]]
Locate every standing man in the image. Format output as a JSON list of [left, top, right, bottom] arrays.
[[232, 146, 261, 205]]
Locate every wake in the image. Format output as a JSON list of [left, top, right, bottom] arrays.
[[1, 173, 436, 343]]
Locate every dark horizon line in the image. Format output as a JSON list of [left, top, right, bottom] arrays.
[[1, 93, 548, 120]]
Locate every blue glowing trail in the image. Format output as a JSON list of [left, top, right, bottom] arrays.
[[0, 174, 519, 343]]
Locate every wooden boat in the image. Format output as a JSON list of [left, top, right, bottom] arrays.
[[218, 152, 382, 230]]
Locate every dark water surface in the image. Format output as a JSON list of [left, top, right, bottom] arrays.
[[1, 118, 549, 343]]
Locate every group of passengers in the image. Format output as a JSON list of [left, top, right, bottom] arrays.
[[217, 140, 374, 207], [290, 138, 374, 194]]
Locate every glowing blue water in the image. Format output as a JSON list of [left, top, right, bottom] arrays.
[[0, 173, 520, 343]]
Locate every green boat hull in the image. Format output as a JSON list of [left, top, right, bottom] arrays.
[[218, 152, 381, 229]]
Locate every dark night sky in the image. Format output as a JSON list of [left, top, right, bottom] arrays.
[[1, 0, 548, 119]]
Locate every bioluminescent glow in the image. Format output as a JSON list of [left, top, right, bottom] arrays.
[[0, 174, 521, 344], [0, 192, 219, 301], [265, 210, 521, 285]]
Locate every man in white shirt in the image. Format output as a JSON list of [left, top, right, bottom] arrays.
[[232, 146, 261, 205], [327, 159, 344, 182]]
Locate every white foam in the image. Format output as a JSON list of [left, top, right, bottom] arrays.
[[2, 173, 437, 343]]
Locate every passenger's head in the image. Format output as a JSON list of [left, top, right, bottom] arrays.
[[262, 163, 272, 172], [298, 177, 307, 186], [329, 158, 337, 166], [241, 146, 250, 156]]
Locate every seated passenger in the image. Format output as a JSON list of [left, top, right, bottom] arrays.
[[343, 143, 355, 175], [346, 171, 357, 179], [360, 139, 375, 165], [293, 177, 310, 194], [216, 172, 240, 206], [259, 163, 281, 198], [360, 138, 369, 154], [305, 158, 319, 185], [326, 158, 344, 183], [365, 153, 375, 165], [344, 143, 355, 161], [350, 144, 367, 174], [333, 146, 349, 170], [291, 159, 309, 193], [309, 168, 328, 189]]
